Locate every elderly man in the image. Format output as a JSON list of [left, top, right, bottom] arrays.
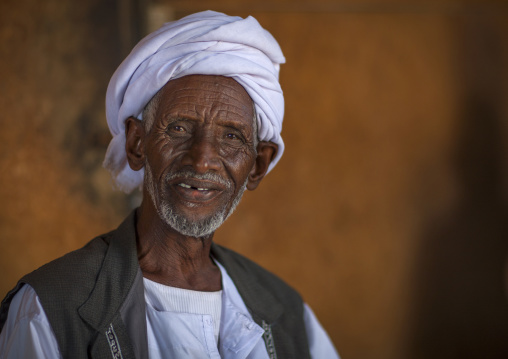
[[0, 11, 339, 359]]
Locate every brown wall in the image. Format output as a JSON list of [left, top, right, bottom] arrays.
[[1, 1, 508, 358]]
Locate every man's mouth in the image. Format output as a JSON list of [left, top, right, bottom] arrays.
[[172, 178, 226, 204], [166, 170, 232, 204], [174, 177, 223, 192], [178, 183, 211, 192]]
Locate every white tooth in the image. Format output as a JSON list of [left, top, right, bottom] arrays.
[[179, 183, 191, 189], [197, 188, 208, 191]]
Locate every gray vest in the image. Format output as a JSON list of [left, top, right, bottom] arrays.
[[0, 212, 311, 359]]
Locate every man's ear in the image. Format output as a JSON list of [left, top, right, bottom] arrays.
[[125, 116, 146, 171], [246, 141, 278, 191]]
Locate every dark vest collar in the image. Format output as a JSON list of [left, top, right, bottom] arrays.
[[78, 210, 140, 331], [211, 243, 284, 325]]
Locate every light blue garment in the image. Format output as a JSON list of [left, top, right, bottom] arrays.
[[0, 261, 340, 359], [0, 285, 61, 358]]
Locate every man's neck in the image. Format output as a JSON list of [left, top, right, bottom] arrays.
[[135, 205, 222, 292]]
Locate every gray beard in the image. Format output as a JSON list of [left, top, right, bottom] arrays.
[[144, 162, 247, 238]]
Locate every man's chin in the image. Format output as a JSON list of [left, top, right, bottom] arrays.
[[159, 207, 226, 238]]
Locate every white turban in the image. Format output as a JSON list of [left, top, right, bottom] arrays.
[[103, 10, 286, 193]]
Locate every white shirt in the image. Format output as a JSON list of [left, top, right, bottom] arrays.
[[0, 262, 339, 358]]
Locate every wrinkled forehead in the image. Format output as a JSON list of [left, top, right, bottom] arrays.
[[157, 75, 255, 125]]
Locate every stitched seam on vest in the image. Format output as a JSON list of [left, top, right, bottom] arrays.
[[105, 323, 124, 359], [262, 320, 277, 359]]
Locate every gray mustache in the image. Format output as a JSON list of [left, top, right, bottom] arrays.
[[165, 170, 232, 189]]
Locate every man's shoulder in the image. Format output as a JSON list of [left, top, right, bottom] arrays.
[[23, 211, 137, 288], [10, 228, 121, 314], [22, 230, 114, 288], [0, 229, 117, 331]]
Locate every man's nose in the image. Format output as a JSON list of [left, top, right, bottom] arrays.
[[181, 132, 221, 173]]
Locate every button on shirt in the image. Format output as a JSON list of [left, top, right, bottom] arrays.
[[0, 261, 340, 358]]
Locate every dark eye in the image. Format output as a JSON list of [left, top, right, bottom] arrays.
[[225, 132, 247, 144], [167, 123, 187, 134]]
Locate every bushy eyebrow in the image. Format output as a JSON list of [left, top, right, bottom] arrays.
[[162, 113, 199, 123]]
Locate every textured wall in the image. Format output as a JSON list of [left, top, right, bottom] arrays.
[[1, 1, 508, 359], [0, 0, 129, 297]]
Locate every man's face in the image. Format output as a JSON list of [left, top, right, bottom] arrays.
[[143, 75, 258, 237]]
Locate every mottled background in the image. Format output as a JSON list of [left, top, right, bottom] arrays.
[[1, 0, 508, 358]]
